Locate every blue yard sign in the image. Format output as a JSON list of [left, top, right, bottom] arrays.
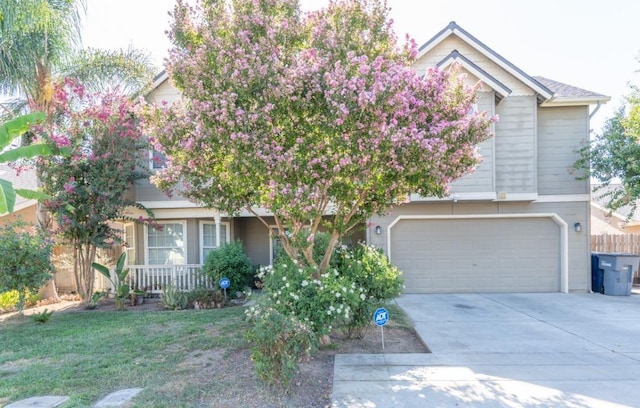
[[373, 307, 389, 350], [373, 307, 389, 327], [219, 277, 230, 289]]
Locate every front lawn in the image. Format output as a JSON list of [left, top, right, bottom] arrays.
[[0, 306, 271, 407]]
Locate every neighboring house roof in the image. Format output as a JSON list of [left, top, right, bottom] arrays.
[[0, 164, 37, 213], [591, 184, 640, 222], [417, 21, 609, 107]]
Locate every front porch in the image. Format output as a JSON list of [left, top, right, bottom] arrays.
[[122, 265, 212, 294]]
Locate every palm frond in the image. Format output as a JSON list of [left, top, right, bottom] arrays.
[[64, 47, 156, 97]]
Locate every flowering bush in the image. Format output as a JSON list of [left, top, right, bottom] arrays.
[[333, 244, 404, 338], [248, 237, 403, 337], [251, 260, 364, 336]]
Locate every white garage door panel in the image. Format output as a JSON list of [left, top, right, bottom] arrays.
[[391, 218, 560, 293]]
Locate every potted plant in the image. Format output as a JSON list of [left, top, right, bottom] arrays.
[[131, 289, 146, 306]]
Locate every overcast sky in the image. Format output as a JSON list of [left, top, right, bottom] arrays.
[[82, 0, 640, 133]]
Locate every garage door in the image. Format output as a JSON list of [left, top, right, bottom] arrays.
[[390, 217, 560, 293]]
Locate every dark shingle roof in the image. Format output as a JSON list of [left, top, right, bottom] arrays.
[[533, 76, 609, 101]]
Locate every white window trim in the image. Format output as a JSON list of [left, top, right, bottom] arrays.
[[269, 225, 280, 265], [123, 222, 136, 265], [144, 220, 187, 265], [200, 220, 230, 263], [148, 149, 166, 170]]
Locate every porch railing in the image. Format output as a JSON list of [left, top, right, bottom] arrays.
[[124, 265, 212, 293]]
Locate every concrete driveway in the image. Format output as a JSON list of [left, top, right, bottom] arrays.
[[332, 293, 640, 407]]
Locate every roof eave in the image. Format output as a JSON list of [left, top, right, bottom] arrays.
[[541, 96, 611, 107], [436, 50, 512, 100]]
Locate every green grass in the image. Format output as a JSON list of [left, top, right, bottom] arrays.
[[0, 307, 249, 407]]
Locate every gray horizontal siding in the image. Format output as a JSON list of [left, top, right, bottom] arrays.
[[135, 179, 186, 202], [537, 106, 589, 195], [494, 96, 536, 194], [451, 91, 495, 193]]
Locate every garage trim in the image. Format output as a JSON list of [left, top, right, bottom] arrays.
[[386, 213, 568, 293]]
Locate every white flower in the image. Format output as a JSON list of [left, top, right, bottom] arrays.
[[360, 293, 366, 300], [286, 282, 290, 288], [301, 280, 309, 287]]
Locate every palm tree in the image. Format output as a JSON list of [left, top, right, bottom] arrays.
[[0, 0, 155, 119], [0, 0, 156, 298]]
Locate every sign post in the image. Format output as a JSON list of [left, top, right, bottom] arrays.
[[373, 307, 389, 350], [219, 277, 230, 302]]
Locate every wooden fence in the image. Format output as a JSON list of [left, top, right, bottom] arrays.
[[591, 234, 640, 254]]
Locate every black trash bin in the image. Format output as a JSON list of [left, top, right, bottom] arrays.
[[591, 253, 604, 293]]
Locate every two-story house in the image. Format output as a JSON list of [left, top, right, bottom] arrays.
[[124, 22, 608, 294]]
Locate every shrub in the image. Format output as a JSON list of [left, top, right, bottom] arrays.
[[0, 221, 54, 311], [246, 306, 317, 389], [202, 241, 253, 296], [161, 285, 188, 310], [0, 290, 20, 312], [254, 239, 402, 337], [332, 244, 404, 338], [256, 260, 362, 336]]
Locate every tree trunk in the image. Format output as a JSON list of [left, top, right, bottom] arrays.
[[315, 230, 341, 279]]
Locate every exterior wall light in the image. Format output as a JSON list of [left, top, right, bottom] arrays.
[[574, 222, 581, 232], [375, 226, 382, 235]]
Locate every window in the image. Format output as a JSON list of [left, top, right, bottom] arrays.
[[149, 149, 167, 170], [123, 223, 136, 265], [146, 222, 185, 265], [200, 221, 230, 262]]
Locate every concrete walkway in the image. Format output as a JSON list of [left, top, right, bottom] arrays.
[[332, 292, 640, 407]]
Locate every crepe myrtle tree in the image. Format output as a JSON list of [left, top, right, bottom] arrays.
[[145, 0, 495, 278], [37, 79, 154, 300]]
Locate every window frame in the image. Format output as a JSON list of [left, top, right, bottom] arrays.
[[144, 220, 187, 265], [199, 220, 231, 263], [122, 223, 136, 265]]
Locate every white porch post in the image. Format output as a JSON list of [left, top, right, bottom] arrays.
[[214, 214, 222, 248]]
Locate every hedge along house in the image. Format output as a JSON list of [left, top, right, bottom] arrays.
[[125, 22, 607, 294]]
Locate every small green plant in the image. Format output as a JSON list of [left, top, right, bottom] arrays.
[[92, 253, 130, 311], [0, 290, 20, 311], [202, 241, 254, 296], [246, 306, 317, 389], [161, 285, 188, 310], [86, 291, 107, 309], [31, 309, 54, 324]]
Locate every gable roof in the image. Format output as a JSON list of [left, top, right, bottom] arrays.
[[418, 21, 554, 103], [436, 50, 512, 103], [418, 21, 609, 106]]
